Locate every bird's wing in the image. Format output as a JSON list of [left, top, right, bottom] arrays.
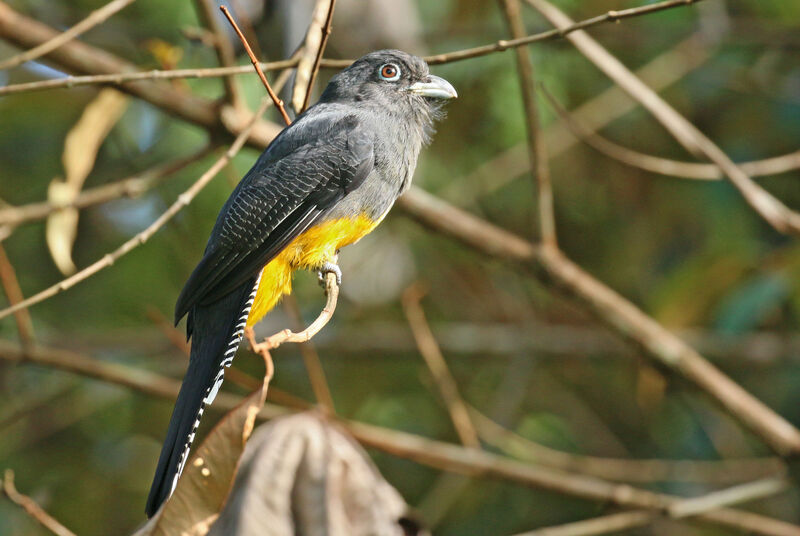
[[174, 115, 373, 325]]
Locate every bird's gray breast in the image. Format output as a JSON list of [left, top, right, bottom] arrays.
[[326, 111, 424, 222]]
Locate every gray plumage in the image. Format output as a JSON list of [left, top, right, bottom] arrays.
[[146, 50, 455, 517]]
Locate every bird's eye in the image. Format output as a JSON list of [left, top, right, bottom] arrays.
[[379, 63, 401, 81]]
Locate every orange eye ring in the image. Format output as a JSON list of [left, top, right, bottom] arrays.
[[379, 63, 400, 81]]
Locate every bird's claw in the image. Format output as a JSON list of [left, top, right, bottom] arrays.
[[317, 261, 342, 287]]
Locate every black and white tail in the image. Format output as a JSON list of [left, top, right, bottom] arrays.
[[145, 274, 261, 517]]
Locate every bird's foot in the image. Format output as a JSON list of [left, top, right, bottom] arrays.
[[317, 261, 342, 287]]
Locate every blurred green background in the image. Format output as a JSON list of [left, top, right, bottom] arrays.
[[1, 0, 800, 534]]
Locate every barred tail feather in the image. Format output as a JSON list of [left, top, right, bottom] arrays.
[[145, 273, 261, 517]]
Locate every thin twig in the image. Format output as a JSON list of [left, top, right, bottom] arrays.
[[0, 59, 301, 97], [0, 245, 34, 347], [470, 407, 784, 484], [525, 0, 800, 236], [0, 0, 137, 71], [543, 87, 800, 181], [0, 0, 702, 96], [2, 469, 76, 536], [498, 0, 557, 248], [402, 283, 480, 449], [442, 32, 712, 206], [512, 511, 654, 536], [1, 338, 797, 536], [300, 0, 336, 113], [219, 5, 291, 126], [282, 295, 336, 413], [0, 145, 215, 228], [0, 98, 272, 322]]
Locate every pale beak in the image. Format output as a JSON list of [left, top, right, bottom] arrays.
[[407, 75, 458, 99]]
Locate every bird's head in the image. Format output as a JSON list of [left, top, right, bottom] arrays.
[[318, 50, 457, 116]]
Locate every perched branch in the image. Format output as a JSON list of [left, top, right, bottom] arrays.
[[498, 0, 557, 248], [0, 98, 272, 322], [524, 0, 800, 236], [220, 5, 291, 125], [251, 272, 340, 351], [2, 469, 76, 536], [402, 284, 480, 449], [0, 0, 137, 71]]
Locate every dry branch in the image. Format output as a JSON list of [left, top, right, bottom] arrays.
[[0, 0, 137, 70], [396, 187, 800, 456], [219, 6, 291, 126], [403, 284, 480, 449], [0, 98, 272, 322], [471, 407, 784, 484], [544, 88, 800, 181], [0, 245, 34, 346], [498, 0, 557, 248], [0, 145, 215, 228], [2, 469, 77, 536], [1, 338, 797, 536], [299, 0, 336, 114], [0, 0, 702, 94], [524, 0, 800, 236]]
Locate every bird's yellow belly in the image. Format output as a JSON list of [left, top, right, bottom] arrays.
[[245, 213, 382, 327]]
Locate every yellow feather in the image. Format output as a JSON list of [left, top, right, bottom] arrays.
[[246, 214, 381, 327]]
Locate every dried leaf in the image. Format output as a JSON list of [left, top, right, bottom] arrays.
[[136, 363, 271, 536], [209, 413, 426, 536], [46, 88, 128, 274]]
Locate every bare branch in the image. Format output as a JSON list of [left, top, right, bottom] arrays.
[[2, 469, 76, 536], [525, 0, 800, 236], [498, 0, 557, 248], [0, 0, 702, 95], [544, 88, 800, 181], [300, 0, 336, 114], [471, 408, 784, 484], [512, 511, 654, 536], [0, 59, 299, 96], [0, 0, 137, 71], [0, 145, 215, 228], [402, 284, 480, 449], [396, 186, 800, 456], [220, 5, 291, 126], [0, 98, 272, 322], [1, 338, 797, 536], [0, 245, 34, 347]]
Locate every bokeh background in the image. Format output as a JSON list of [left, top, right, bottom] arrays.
[[1, 0, 800, 534]]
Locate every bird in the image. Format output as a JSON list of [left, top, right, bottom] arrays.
[[145, 49, 456, 517]]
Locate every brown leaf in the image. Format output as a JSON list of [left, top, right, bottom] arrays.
[[46, 88, 128, 275], [135, 359, 271, 536]]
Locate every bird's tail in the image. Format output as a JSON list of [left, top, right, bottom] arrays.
[[145, 275, 259, 517]]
